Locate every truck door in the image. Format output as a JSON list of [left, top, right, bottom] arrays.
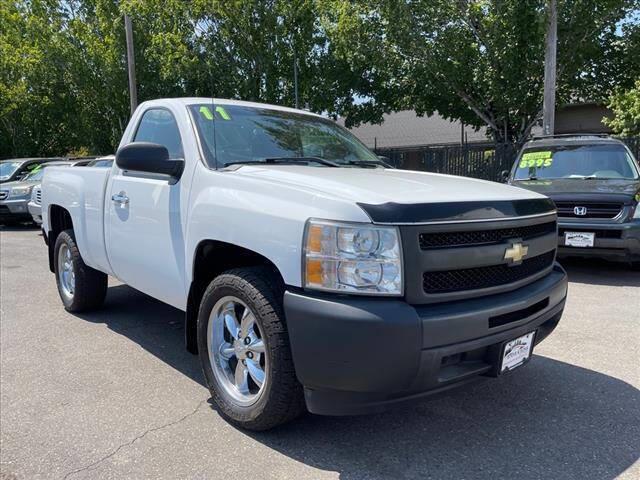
[[107, 107, 188, 309]]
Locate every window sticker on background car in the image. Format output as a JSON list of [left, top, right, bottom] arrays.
[[519, 151, 553, 168], [521, 180, 552, 186], [199, 106, 214, 120]]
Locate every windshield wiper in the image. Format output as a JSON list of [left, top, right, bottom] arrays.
[[224, 157, 340, 168], [342, 159, 394, 169], [515, 175, 539, 181]]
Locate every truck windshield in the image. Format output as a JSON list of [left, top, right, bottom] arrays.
[[0, 161, 21, 180], [514, 144, 639, 180], [189, 103, 382, 168]]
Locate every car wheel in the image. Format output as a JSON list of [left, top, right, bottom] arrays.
[[630, 262, 640, 271], [197, 267, 304, 430], [54, 229, 107, 312]]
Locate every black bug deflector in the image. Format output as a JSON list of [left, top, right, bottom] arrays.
[[357, 198, 556, 224]]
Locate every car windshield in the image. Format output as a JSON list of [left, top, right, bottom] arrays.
[[0, 161, 22, 180], [22, 168, 46, 181], [88, 159, 114, 167], [189, 103, 381, 168], [514, 144, 639, 180]]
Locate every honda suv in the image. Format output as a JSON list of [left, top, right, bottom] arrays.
[[506, 135, 640, 269]]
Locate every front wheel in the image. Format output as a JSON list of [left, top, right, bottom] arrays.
[[197, 267, 304, 430], [54, 230, 107, 312]]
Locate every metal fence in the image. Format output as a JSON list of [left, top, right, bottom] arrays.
[[623, 136, 639, 159], [376, 136, 640, 182]]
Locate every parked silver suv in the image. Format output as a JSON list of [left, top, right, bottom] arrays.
[[0, 161, 73, 225]]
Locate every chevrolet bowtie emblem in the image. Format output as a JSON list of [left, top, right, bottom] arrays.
[[504, 242, 529, 264]]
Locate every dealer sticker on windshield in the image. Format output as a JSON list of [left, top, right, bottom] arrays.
[[501, 332, 536, 373], [519, 151, 553, 169]]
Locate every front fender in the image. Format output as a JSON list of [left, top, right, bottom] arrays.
[[184, 167, 370, 288]]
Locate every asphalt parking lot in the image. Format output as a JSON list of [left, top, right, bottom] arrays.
[[1, 226, 638, 480]]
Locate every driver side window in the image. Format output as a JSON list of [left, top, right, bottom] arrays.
[[134, 109, 184, 159]]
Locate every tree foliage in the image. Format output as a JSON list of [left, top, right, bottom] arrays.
[[604, 80, 640, 136], [1, 0, 325, 157], [0, 0, 638, 158], [319, 0, 640, 144]]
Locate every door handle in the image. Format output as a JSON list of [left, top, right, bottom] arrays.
[[111, 192, 129, 207]]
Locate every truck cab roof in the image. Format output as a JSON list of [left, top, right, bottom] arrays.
[[136, 97, 325, 119]]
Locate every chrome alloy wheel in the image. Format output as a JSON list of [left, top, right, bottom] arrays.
[[57, 244, 75, 299], [207, 296, 267, 406]]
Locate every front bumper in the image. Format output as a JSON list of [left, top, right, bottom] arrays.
[[284, 264, 568, 416], [557, 219, 640, 262], [28, 201, 42, 224], [0, 198, 31, 222]]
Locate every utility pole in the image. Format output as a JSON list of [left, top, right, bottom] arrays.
[[542, 0, 557, 135], [124, 14, 137, 115], [293, 49, 299, 109]]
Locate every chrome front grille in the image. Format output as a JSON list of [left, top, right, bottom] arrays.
[[554, 201, 623, 219]]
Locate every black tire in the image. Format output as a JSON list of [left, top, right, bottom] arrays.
[[54, 229, 107, 312], [631, 262, 640, 271], [197, 267, 305, 431]]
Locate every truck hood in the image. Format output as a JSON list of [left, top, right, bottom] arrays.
[[231, 165, 546, 204], [512, 178, 640, 202]]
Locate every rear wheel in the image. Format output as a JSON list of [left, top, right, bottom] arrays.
[[54, 230, 107, 312], [197, 267, 304, 430]]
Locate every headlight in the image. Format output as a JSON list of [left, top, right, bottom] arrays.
[[9, 186, 33, 198], [303, 219, 403, 295]]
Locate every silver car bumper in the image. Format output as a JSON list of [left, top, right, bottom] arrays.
[[28, 200, 42, 224]]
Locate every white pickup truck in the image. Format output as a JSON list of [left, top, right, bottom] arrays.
[[42, 98, 568, 430]]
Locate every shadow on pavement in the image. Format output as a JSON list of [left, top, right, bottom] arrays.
[[558, 257, 640, 287], [0, 223, 40, 232], [76, 283, 639, 480]]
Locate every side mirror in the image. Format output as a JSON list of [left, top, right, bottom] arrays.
[[115, 142, 184, 181], [500, 170, 510, 182]]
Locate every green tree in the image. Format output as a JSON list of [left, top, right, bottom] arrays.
[[317, 0, 640, 145], [1, 0, 78, 156], [0, 0, 324, 158], [604, 80, 640, 136], [2, 0, 638, 158]]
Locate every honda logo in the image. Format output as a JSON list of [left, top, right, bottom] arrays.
[[574, 206, 588, 216]]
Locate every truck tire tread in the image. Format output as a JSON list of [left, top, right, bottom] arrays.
[[197, 266, 305, 431], [54, 229, 107, 312]]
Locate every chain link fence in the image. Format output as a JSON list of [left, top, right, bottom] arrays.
[[376, 136, 640, 182]]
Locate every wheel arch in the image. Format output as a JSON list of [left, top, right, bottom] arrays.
[[47, 204, 74, 273], [185, 239, 286, 354]]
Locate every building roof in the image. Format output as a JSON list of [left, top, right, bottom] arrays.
[[337, 110, 489, 149]]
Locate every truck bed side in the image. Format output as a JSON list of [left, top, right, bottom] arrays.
[[42, 166, 113, 275]]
